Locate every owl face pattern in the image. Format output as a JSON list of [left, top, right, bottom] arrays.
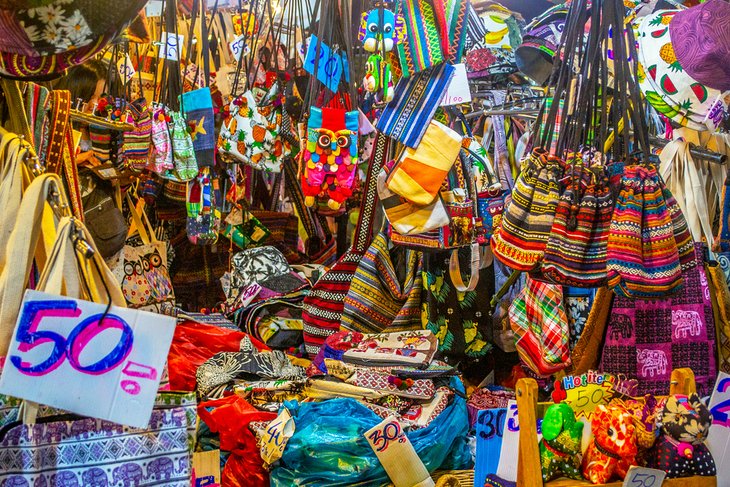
[[122, 247, 173, 305]]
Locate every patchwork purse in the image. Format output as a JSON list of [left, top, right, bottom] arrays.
[[169, 110, 199, 181], [122, 97, 152, 171], [186, 168, 221, 245], [181, 87, 216, 167]]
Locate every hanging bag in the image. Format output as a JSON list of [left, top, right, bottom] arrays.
[[186, 168, 221, 245]]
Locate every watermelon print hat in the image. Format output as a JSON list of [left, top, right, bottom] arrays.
[[636, 9, 728, 132]]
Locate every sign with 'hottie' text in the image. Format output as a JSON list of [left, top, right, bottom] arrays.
[[0, 290, 175, 428]]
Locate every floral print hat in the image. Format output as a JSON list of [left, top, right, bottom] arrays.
[[636, 8, 728, 132], [0, 0, 147, 79]]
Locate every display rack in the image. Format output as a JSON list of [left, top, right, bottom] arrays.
[[516, 368, 718, 487]]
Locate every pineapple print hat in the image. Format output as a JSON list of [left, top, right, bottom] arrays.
[[636, 8, 728, 132]]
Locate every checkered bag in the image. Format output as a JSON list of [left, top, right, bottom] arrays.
[[508, 275, 570, 376]]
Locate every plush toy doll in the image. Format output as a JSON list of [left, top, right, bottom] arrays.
[[622, 395, 660, 464], [539, 403, 584, 482], [357, 8, 404, 52], [363, 54, 394, 103], [649, 394, 716, 478], [582, 405, 638, 484], [301, 107, 359, 210]]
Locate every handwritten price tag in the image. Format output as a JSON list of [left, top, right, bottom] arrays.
[[708, 372, 730, 487], [117, 54, 136, 84], [365, 416, 434, 487], [622, 466, 666, 487], [440, 63, 471, 106], [0, 290, 175, 428], [303, 34, 344, 93], [229, 34, 250, 62], [159, 32, 185, 61], [475, 408, 507, 486], [260, 408, 295, 465], [552, 371, 618, 420]]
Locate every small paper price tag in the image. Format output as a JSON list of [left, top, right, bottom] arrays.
[[117, 54, 136, 84], [159, 32, 185, 61], [622, 466, 666, 487], [145, 0, 163, 16], [260, 408, 295, 465], [440, 63, 472, 106], [365, 416, 434, 487], [229, 34, 250, 62]]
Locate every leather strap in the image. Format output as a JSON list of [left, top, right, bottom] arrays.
[[353, 132, 390, 254], [46, 90, 71, 174]]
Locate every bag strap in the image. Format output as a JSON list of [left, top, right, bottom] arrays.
[[449, 243, 480, 292], [352, 132, 390, 254], [126, 193, 157, 245], [0, 130, 33, 271], [0, 79, 33, 143]]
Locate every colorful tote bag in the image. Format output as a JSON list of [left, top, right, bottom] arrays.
[[601, 244, 717, 396], [301, 134, 391, 357], [509, 275, 570, 377], [395, 0, 447, 77], [123, 97, 152, 171], [186, 168, 221, 245], [341, 232, 423, 334], [490, 148, 562, 271], [0, 393, 196, 487], [149, 104, 174, 174], [169, 110, 198, 181], [301, 107, 359, 211], [181, 87, 216, 167], [376, 63, 455, 149]]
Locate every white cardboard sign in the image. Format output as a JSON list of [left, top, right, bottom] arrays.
[[441, 63, 472, 106], [117, 54, 136, 84], [0, 290, 175, 428], [229, 34, 250, 62], [366, 416, 434, 487], [708, 372, 730, 487], [159, 32, 185, 61], [622, 466, 666, 487]]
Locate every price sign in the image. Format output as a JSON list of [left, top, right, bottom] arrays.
[[229, 34, 250, 62], [496, 400, 521, 482], [475, 408, 507, 487], [551, 371, 620, 420], [117, 54, 136, 84], [0, 290, 175, 428], [159, 32, 185, 61], [708, 372, 730, 487], [622, 466, 666, 487], [260, 408, 295, 465], [440, 63, 471, 106], [145, 0, 163, 16], [303, 34, 344, 93], [296, 38, 310, 64], [365, 416, 434, 487]]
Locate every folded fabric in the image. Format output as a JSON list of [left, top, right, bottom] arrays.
[[386, 120, 463, 206], [347, 369, 435, 400], [340, 330, 439, 367]]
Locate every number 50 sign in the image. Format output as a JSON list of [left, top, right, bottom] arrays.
[[0, 290, 175, 428]]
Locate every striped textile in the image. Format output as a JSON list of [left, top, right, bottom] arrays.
[[664, 189, 696, 271], [491, 148, 562, 271], [509, 275, 570, 377], [542, 159, 614, 287], [607, 165, 683, 298], [444, 0, 469, 63], [123, 98, 152, 170], [396, 0, 445, 77], [341, 232, 423, 334], [376, 63, 455, 149], [464, 2, 487, 50]]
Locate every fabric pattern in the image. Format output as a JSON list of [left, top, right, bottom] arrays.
[[376, 63, 455, 149], [602, 244, 717, 396], [123, 97, 152, 170], [149, 105, 174, 174], [395, 0, 445, 76], [169, 111, 198, 181], [582, 405, 638, 484], [539, 404, 583, 482], [181, 87, 216, 167], [121, 239, 174, 308], [0, 393, 196, 487]]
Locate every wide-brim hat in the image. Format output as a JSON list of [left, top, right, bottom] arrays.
[[670, 0, 730, 93], [636, 9, 728, 132], [0, 0, 147, 79]]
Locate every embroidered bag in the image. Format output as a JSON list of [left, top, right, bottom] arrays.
[[181, 87, 216, 167], [508, 274, 570, 377], [601, 244, 717, 396], [149, 104, 175, 174], [186, 168, 221, 245], [122, 97, 152, 171], [169, 110, 199, 181], [395, 0, 447, 77]]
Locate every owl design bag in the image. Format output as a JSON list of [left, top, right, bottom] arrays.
[[119, 195, 175, 308]]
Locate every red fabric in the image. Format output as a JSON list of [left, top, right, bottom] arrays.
[[197, 396, 276, 487], [166, 321, 269, 391]]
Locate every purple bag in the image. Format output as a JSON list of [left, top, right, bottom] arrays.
[[601, 244, 717, 396]]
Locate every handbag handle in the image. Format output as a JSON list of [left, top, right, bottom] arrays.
[[0, 130, 33, 271], [449, 243, 480, 292], [125, 193, 158, 246], [352, 132, 391, 254]]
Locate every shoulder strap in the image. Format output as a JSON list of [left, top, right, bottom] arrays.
[[352, 132, 390, 254]]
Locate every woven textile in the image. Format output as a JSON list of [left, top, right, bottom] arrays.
[[181, 87, 216, 167], [376, 63, 455, 149], [606, 165, 683, 299], [396, 0, 445, 77], [341, 232, 423, 334], [443, 0, 469, 62], [123, 97, 152, 170], [542, 157, 613, 287], [509, 275, 570, 377], [169, 111, 198, 181], [602, 244, 717, 396], [491, 148, 561, 271]]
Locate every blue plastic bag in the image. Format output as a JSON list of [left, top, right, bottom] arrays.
[[270, 377, 472, 486]]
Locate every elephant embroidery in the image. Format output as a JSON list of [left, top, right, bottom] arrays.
[[1, 476, 29, 487], [43, 423, 68, 443], [3, 426, 24, 445], [177, 457, 189, 475], [146, 457, 175, 480], [81, 468, 108, 487], [69, 418, 97, 439], [49, 471, 79, 487], [99, 421, 124, 436], [609, 313, 633, 340], [33, 475, 47, 487], [637, 349, 668, 378], [672, 310, 703, 338], [112, 463, 143, 487]]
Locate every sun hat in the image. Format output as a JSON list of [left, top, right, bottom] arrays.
[[636, 9, 728, 132], [669, 0, 730, 92], [0, 0, 147, 79]]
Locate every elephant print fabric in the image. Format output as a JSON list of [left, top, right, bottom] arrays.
[[301, 107, 359, 211], [0, 394, 196, 486], [601, 244, 717, 396]]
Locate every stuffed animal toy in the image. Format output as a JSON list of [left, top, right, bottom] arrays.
[[539, 403, 584, 482], [358, 8, 404, 52], [363, 54, 394, 103], [649, 394, 716, 478], [621, 395, 660, 464], [582, 405, 638, 484]]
